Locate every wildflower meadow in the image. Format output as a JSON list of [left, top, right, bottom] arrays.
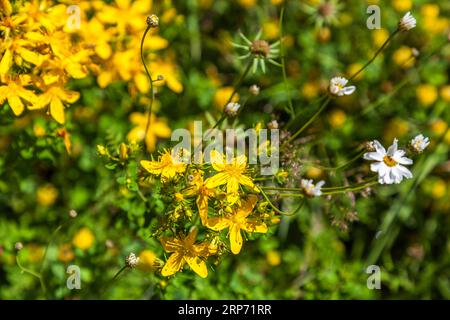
[[0, 0, 449, 300]]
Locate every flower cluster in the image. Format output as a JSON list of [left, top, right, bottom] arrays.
[[140, 149, 274, 278]]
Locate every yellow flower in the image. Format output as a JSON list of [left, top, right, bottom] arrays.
[[205, 150, 255, 204], [263, 20, 280, 40], [392, 46, 415, 69], [160, 228, 215, 278], [137, 250, 158, 272], [27, 244, 44, 263], [0, 78, 38, 116], [384, 118, 409, 142], [34, 85, 80, 124], [238, 0, 256, 8], [36, 184, 58, 207], [214, 87, 239, 110], [416, 84, 438, 107], [141, 149, 187, 182], [266, 250, 281, 266], [301, 82, 320, 100], [58, 244, 75, 262], [431, 179, 447, 199], [206, 195, 267, 255], [150, 57, 183, 93], [127, 112, 172, 152], [72, 227, 95, 250], [183, 170, 215, 225], [347, 63, 364, 81], [372, 28, 389, 48], [440, 85, 450, 102], [328, 109, 347, 129], [392, 0, 412, 12]]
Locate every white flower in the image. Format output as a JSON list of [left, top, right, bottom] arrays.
[[329, 77, 356, 96], [249, 84, 260, 96], [224, 102, 241, 116], [268, 120, 279, 129], [363, 138, 413, 184], [301, 179, 325, 197], [410, 134, 430, 153], [125, 252, 140, 268], [399, 12, 416, 32]]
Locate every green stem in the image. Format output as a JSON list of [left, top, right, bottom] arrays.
[[259, 188, 304, 216], [279, 6, 294, 116], [304, 150, 365, 171], [16, 255, 46, 295], [349, 28, 399, 81], [140, 25, 155, 152], [285, 96, 331, 145]]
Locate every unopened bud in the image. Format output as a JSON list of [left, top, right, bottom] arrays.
[[249, 84, 260, 96], [119, 143, 128, 161], [267, 120, 279, 129], [15, 242, 23, 251], [69, 209, 77, 218], [146, 14, 159, 28], [224, 102, 241, 117]]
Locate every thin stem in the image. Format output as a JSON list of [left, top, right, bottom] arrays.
[[39, 224, 63, 274], [259, 188, 304, 216], [140, 25, 155, 152], [285, 96, 331, 145], [16, 255, 46, 295], [279, 6, 295, 116], [349, 28, 399, 81], [304, 150, 365, 171]]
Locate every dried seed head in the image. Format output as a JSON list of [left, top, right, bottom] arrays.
[[249, 84, 260, 96], [146, 14, 159, 28], [250, 40, 270, 57], [268, 120, 279, 130], [125, 252, 140, 268], [69, 209, 78, 218], [365, 141, 376, 152]]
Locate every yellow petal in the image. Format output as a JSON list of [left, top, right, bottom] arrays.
[[140, 159, 163, 175], [184, 256, 208, 278], [60, 89, 80, 103], [0, 48, 12, 76], [161, 252, 184, 277], [167, 74, 183, 93], [17, 47, 42, 66], [134, 73, 149, 93], [205, 172, 228, 189], [160, 236, 183, 252], [206, 217, 230, 231], [95, 41, 112, 60], [97, 71, 113, 88], [197, 194, 209, 225], [210, 150, 225, 171], [229, 224, 243, 255], [237, 194, 258, 218], [50, 97, 65, 124], [242, 221, 268, 233], [226, 177, 239, 195], [238, 174, 255, 189], [153, 121, 172, 138], [8, 95, 24, 116]]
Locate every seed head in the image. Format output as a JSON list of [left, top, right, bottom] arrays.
[[146, 14, 159, 28]]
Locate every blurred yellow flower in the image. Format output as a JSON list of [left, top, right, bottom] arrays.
[[416, 84, 438, 107], [266, 250, 281, 266], [440, 85, 450, 102], [306, 166, 323, 179], [238, 0, 256, 8], [36, 184, 58, 207], [137, 250, 158, 272], [73, 227, 95, 250], [328, 109, 347, 129], [372, 28, 389, 48], [392, 46, 415, 69], [392, 0, 412, 12], [263, 20, 280, 40], [421, 4, 440, 18], [35, 85, 80, 124], [127, 112, 172, 152], [384, 118, 409, 142], [301, 82, 320, 100], [150, 58, 184, 94], [214, 87, 239, 110], [429, 119, 448, 136], [271, 0, 284, 5], [58, 244, 75, 262], [431, 179, 447, 199], [0, 79, 38, 116], [347, 63, 364, 81]]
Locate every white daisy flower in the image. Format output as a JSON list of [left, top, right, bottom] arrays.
[[224, 102, 241, 116], [363, 138, 413, 184], [329, 77, 356, 96], [399, 12, 416, 32], [125, 252, 140, 268], [301, 179, 325, 197], [410, 134, 430, 153]]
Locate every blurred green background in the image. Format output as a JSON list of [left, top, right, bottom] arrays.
[[0, 0, 449, 299]]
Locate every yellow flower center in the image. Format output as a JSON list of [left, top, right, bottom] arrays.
[[383, 155, 397, 167]]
